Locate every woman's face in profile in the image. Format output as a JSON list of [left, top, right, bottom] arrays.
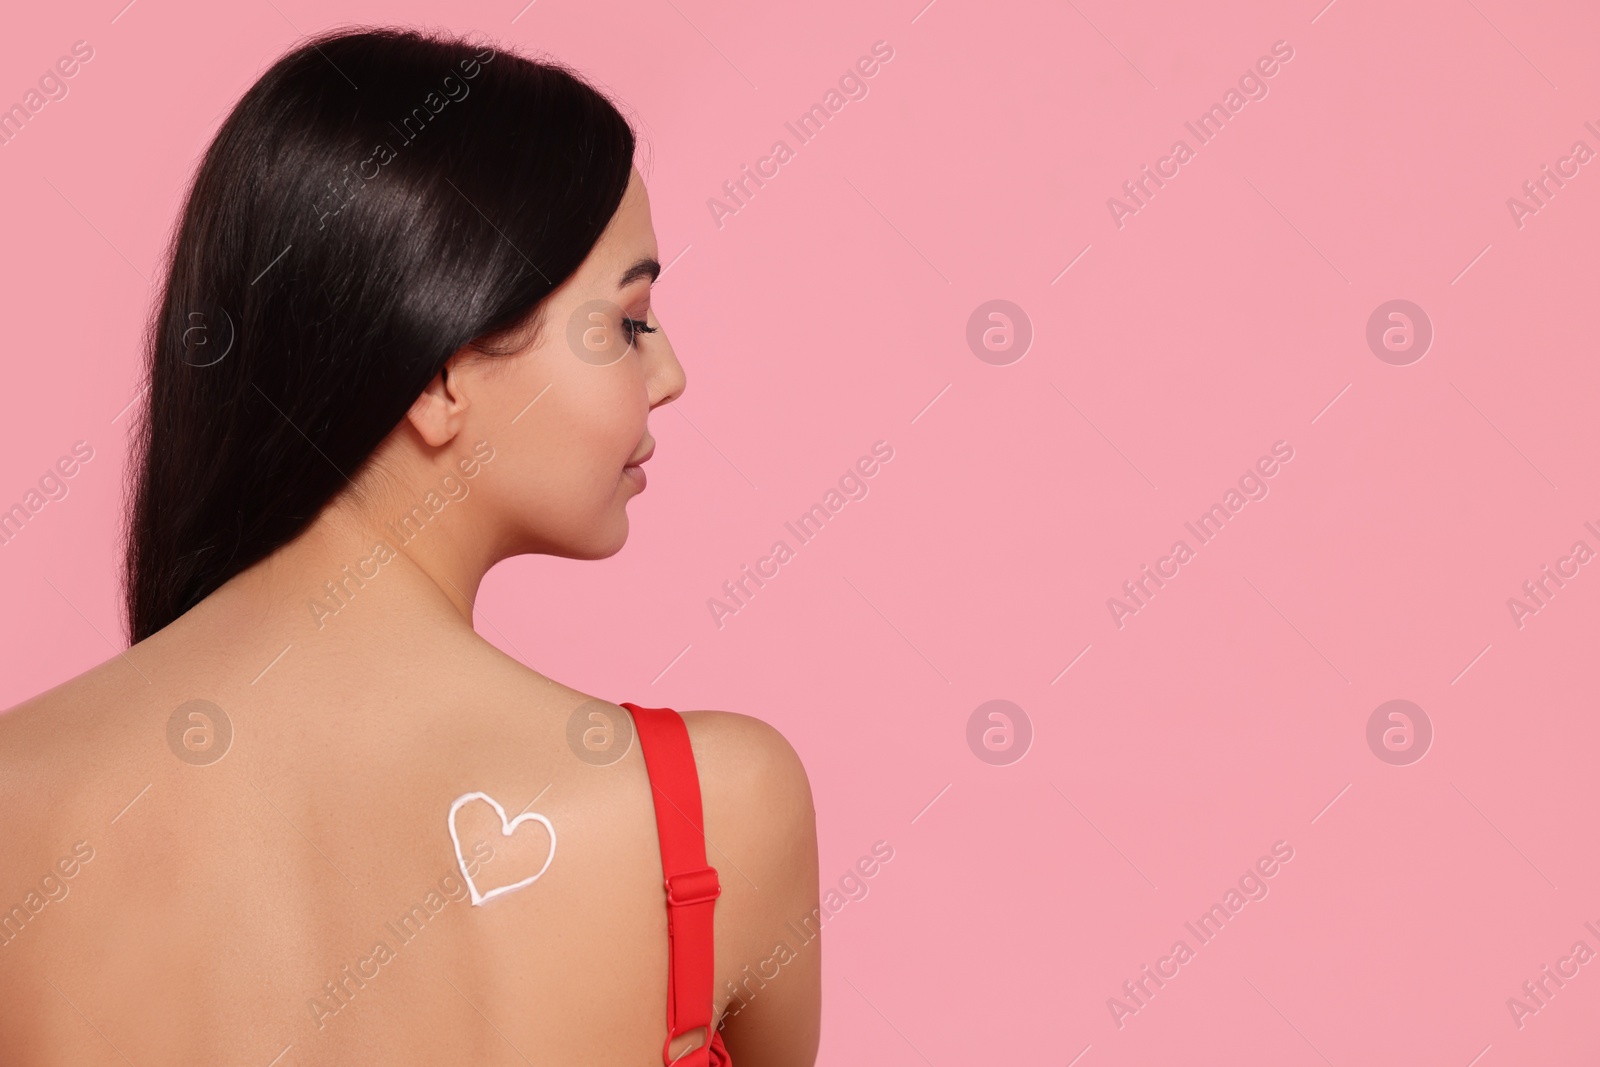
[[456, 165, 685, 560]]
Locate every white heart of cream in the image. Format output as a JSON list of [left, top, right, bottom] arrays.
[[448, 791, 557, 906]]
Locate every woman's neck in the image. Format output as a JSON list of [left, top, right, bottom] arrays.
[[145, 469, 500, 666]]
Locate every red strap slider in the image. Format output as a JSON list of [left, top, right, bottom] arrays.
[[665, 866, 722, 906]]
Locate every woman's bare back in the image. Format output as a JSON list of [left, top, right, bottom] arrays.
[[3, 29, 821, 1064], [0, 589, 820, 1065]]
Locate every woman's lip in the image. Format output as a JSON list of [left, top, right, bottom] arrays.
[[626, 444, 654, 466]]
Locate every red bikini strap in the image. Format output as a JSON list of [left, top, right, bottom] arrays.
[[622, 703, 722, 1067]]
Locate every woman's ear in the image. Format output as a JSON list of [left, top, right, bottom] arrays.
[[405, 353, 471, 448]]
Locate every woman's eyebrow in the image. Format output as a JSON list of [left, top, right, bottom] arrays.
[[618, 257, 660, 288]]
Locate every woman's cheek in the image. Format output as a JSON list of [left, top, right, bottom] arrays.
[[605, 369, 649, 447]]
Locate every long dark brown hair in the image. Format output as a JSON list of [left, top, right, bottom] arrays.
[[122, 27, 636, 643]]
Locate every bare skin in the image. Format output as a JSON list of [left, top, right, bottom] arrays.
[[0, 167, 821, 1066]]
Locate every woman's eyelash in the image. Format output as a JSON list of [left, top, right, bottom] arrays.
[[622, 316, 657, 340]]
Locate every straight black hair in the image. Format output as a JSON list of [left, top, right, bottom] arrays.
[[122, 27, 637, 643]]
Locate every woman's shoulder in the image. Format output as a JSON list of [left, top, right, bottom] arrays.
[[677, 709, 822, 1060], [0, 655, 141, 800], [676, 709, 818, 909], [0, 655, 162, 895], [678, 709, 814, 814]]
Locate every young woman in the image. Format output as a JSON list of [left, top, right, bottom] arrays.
[[0, 27, 820, 1067]]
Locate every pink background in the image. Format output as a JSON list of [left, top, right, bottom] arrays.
[[4, 0, 1600, 1062]]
